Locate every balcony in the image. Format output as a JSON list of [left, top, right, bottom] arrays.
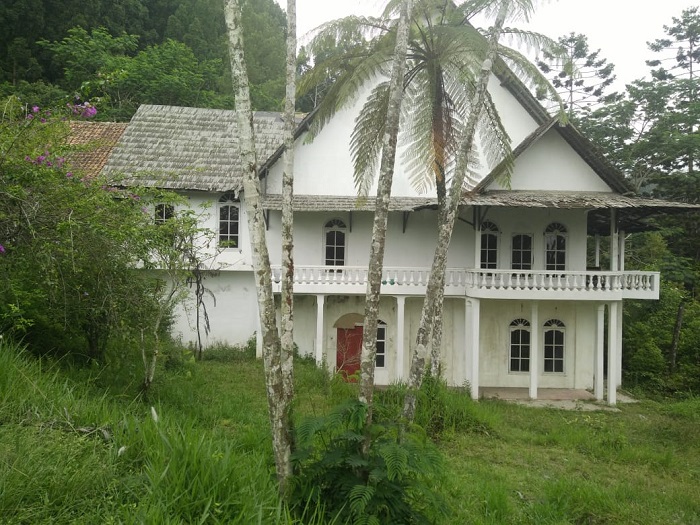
[[270, 266, 660, 301]]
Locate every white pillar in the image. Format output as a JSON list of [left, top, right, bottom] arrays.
[[395, 296, 406, 382], [607, 301, 618, 405], [315, 295, 325, 367], [474, 224, 481, 269], [617, 300, 623, 386], [610, 209, 618, 272], [595, 304, 605, 401], [619, 231, 626, 272], [529, 301, 539, 400], [468, 298, 481, 399]]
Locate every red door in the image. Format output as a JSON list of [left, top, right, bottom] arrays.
[[337, 325, 363, 381]]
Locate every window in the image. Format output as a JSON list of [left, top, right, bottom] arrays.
[[376, 321, 387, 368], [324, 219, 346, 266], [543, 319, 565, 373], [154, 203, 174, 224], [480, 220, 499, 269], [219, 193, 239, 249], [509, 319, 530, 372], [545, 223, 567, 271], [511, 234, 532, 270]]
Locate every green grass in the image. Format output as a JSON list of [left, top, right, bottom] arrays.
[[1, 339, 699, 524]]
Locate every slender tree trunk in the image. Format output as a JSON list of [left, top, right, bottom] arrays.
[[403, 0, 509, 422], [670, 300, 685, 374], [224, 0, 292, 493], [280, 0, 297, 452], [358, 0, 413, 420]]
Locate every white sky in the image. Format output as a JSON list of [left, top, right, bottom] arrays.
[[274, 0, 698, 89]]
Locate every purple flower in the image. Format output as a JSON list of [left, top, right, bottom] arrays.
[[66, 172, 73, 178], [32, 106, 39, 113], [26, 114, 33, 120], [40, 118, 46, 123], [0, 244, 5, 254], [24, 155, 31, 162]]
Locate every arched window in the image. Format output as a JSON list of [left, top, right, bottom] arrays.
[[324, 219, 346, 266], [545, 223, 567, 271], [376, 320, 387, 368], [219, 193, 239, 248], [509, 318, 531, 372], [480, 220, 500, 269], [543, 319, 565, 373]]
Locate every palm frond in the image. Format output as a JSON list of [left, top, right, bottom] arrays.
[[350, 82, 391, 196], [477, 90, 513, 188]]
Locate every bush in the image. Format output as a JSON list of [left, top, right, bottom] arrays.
[[289, 400, 448, 524]]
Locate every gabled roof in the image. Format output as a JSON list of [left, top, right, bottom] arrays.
[[66, 121, 128, 177], [101, 105, 288, 192]]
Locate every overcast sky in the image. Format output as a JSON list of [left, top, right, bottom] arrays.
[[274, 0, 698, 89]]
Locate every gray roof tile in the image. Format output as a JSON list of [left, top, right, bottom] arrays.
[[102, 105, 286, 191]]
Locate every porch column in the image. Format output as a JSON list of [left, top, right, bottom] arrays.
[[594, 234, 600, 267], [395, 296, 406, 381], [474, 224, 481, 268], [619, 231, 626, 272], [529, 301, 539, 400], [607, 301, 619, 405], [315, 295, 325, 367], [617, 299, 624, 387], [610, 209, 618, 272], [595, 304, 605, 401], [468, 298, 481, 399]]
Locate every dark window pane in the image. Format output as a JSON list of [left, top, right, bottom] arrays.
[[544, 361, 553, 372]]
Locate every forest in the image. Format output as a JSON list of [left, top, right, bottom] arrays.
[[0, 0, 699, 522]]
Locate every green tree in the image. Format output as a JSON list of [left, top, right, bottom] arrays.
[[300, 0, 564, 420], [537, 32, 616, 119]]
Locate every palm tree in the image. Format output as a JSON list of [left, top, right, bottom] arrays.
[[358, 0, 413, 428], [300, 0, 565, 420]]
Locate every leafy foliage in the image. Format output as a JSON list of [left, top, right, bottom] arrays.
[[289, 399, 448, 524]]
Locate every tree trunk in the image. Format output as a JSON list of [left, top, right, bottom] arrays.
[[358, 0, 413, 422], [280, 0, 297, 452], [403, 0, 509, 422], [224, 0, 292, 493], [670, 300, 685, 374]]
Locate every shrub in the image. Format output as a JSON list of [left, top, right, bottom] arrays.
[[289, 400, 448, 524]]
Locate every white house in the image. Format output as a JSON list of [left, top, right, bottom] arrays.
[[101, 69, 691, 405]]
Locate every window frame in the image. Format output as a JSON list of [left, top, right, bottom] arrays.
[[543, 319, 565, 374], [154, 203, 174, 224], [544, 222, 567, 272], [218, 192, 240, 250], [509, 318, 531, 373], [324, 218, 347, 266], [375, 320, 387, 368], [480, 220, 500, 270], [511, 233, 533, 271]]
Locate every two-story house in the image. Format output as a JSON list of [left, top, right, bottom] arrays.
[[101, 70, 690, 405]]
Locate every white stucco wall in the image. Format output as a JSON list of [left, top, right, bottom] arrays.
[[478, 300, 596, 390], [487, 131, 613, 192]]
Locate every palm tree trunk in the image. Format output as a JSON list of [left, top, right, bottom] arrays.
[[358, 0, 413, 419], [280, 0, 297, 452], [403, 0, 509, 422], [224, 0, 292, 493]]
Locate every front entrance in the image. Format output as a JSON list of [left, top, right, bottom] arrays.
[[337, 325, 363, 381]]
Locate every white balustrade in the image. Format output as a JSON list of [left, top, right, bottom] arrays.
[[269, 266, 658, 299]]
